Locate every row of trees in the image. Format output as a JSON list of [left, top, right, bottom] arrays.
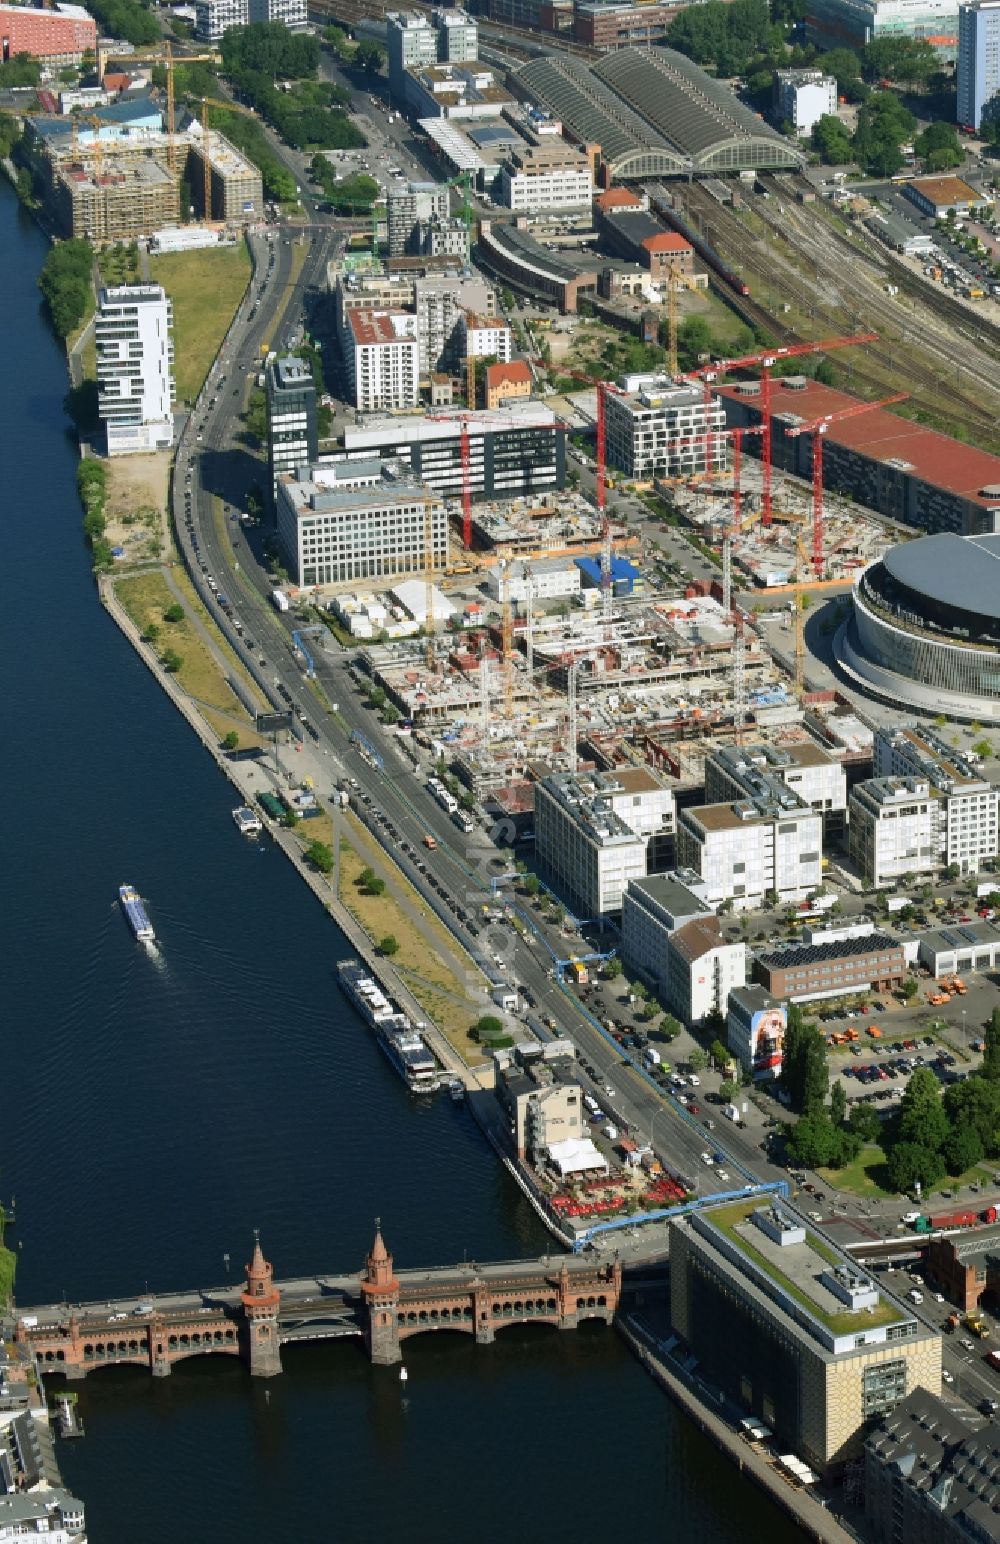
[[781, 999, 1000, 1192], [76, 459, 114, 574], [38, 238, 93, 339], [813, 90, 918, 175], [310, 155, 379, 214], [219, 24, 362, 153], [0, 52, 40, 88], [86, 0, 159, 46], [220, 22, 320, 78]]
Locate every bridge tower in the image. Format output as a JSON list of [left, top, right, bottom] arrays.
[[240, 1231, 282, 1378], [361, 1222, 401, 1366]]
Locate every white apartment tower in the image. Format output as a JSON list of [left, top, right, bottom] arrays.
[[436, 8, 478, 60], [873, 725, 1000, 875], [342, 309, 420, 412], [535, 768, 675, 918], [387, 11, 438, 98], [604, 379, 727, 481], [96, 283, 175, 457], [387, 181, 451, 257], [848, 778, 943, 888]]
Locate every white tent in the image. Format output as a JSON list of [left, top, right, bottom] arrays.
[[547, 1137, 609, 1178]]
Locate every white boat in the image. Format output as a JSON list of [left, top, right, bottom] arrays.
[[399, 1366, 408, 1383], [119, 884, 154, 942], [232, 806, 262, 836]]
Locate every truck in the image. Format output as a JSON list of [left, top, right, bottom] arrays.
[[271, 588, 290, 612], [967, 1314, 991, 1339], [913, 1204, 981, 1229], [723, 1103, 740, 1122], [887, 895, 912, 913], [568, 960, 589, 986], [643, 1046, 662, 1068]]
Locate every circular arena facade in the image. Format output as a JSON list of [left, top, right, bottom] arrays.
[[836, 531, 1000, 724]]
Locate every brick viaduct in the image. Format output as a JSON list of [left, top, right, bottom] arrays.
[[17, 1229, 624, 1379]]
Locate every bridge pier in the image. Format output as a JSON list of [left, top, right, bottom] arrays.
[[242, 1234, 283, 1378], [474, 1287, 494, 1346], [362, 1226, 401, 1366]]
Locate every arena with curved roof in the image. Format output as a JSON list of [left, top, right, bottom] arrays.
[[514, 47, 804, 179], [837, 533, 1000, 723]]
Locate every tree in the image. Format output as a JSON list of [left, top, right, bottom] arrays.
[[710, 1038, 730, 1070], [944, 1075, 1000, 1155], [164, 602, 185, 623], [901, 976, 919, 1000], [354, 40, 385, 76], [943, 1123, 984, 1176], [37, 238, 93, 338], [306, 840, 334, 874], [471, 1013, 505, 1043], [896, 1066, 949, 1152], [144, 622, 160, 645], [358, 866, 376, 889], [719, 1079, 738, 1102], [222, 730, 240, 751], [787, 1110, 840, 1168], [364, 875, 385, 896], [689, 1049, 708, 1073], [985, 1007, 1000, 1082], [861, 34, 937, 84], [887, 1140, 945, 1193], [522, 874, 541, 898], [830, 1079, 847, 1126], [660, 1014, 682, 1042], [161, 648, 183, 673], [379, 934, 399, 956], [812, 113, 854, 164], [848, 1102, 882, 1142], [603, 955, 623, 978]]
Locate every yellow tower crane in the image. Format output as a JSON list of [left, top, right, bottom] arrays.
[[100, 45, 220, 175]]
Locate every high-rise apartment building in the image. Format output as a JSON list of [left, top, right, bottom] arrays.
[[96, 284, 175, 457], [958, 0, 1000, 128], [387, 181, 451, 257], [604, 379, 727, 481], [873, 724, 999, 874], [387, 12, 438, 98], [342, 310, 420, 412], [435, 8, 478, 60], [266, 354, 318, 495], [194, 0, 306, 41], [535, 768, 675, 917]]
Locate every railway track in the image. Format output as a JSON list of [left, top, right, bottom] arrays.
[[678, 180, 1000, 443], [309, 0, 599, 60]]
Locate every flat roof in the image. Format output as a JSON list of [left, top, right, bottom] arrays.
[[720, 376, 1000, 509], [918, 921, 1000, 955], [908, 174, 986, 205], [347, 309, 415, 345], [756, 932, 902, 971], [692, 1199, 914, 1354]]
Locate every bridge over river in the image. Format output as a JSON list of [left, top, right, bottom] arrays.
[[14, 1229, 640, 1378]]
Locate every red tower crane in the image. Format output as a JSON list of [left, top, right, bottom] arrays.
[[785, 393, 909, 577], [684, 333, 878, 527]]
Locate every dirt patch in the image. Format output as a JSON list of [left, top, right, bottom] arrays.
[[104, 452, 171, 565]]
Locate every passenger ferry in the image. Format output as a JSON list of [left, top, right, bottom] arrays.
[[119, 884, 155, 942], [337, 959, 439, 1093], [232, 805, 263, 836]]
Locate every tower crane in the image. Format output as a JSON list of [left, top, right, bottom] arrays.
[[665, 260, 702, 379], [684, 333, 878, 527], [101, 46, 220, 176], [785, 393, 909, 578]]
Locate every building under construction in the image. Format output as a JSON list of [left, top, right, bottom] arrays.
[[185, 125, 263, 223], [53, 158, 180, 242], [24, 110, 262, 239]]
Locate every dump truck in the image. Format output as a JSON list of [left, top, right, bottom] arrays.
[[967, 1314, 991, 1339], [913, 1207, 997, 1233]]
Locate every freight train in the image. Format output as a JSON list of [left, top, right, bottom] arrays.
[[647, 191, 750, 297]]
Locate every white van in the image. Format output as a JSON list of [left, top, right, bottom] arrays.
[[908, 1289, 924, 1304]]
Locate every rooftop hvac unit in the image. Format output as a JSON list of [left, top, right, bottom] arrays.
[[780, 375, 809, 391]]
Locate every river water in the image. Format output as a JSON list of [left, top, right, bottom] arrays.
[[0, 181, 802, 1544]]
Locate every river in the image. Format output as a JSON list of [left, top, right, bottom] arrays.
[[0, 180, 803, 1544]]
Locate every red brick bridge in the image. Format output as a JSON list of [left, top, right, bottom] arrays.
[[16, 1228, 624, 1378]]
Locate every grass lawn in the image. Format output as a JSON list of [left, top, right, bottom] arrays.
[[710, 1198, 905, 1332], [115, 571, 257, 735], [818, 1144, 892, 1199], [338, 835, 486, 1066], [149, 243, 251, 403]]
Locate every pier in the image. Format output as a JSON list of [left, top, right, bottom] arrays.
[[15, 1227, 625, 1379]]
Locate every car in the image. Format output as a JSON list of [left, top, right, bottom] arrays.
[[942, 1369, 954, 1384], [808, 1210, 823, 1223], [934, 1292, 945, 1303], [701, 1151, 715, 1165], [688, 1102, 701, 1115], [962, 1338, 975, 1351]]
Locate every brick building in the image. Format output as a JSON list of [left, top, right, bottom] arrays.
[[752, 932, 906, 1002], [0, 3, 96, 66], [925, 1224, 1000, 1312]]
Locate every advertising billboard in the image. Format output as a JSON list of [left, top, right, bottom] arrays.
[[750, 1005, 785, 1081]]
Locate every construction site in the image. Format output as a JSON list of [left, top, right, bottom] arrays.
[[344, 334, 894, 819]]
